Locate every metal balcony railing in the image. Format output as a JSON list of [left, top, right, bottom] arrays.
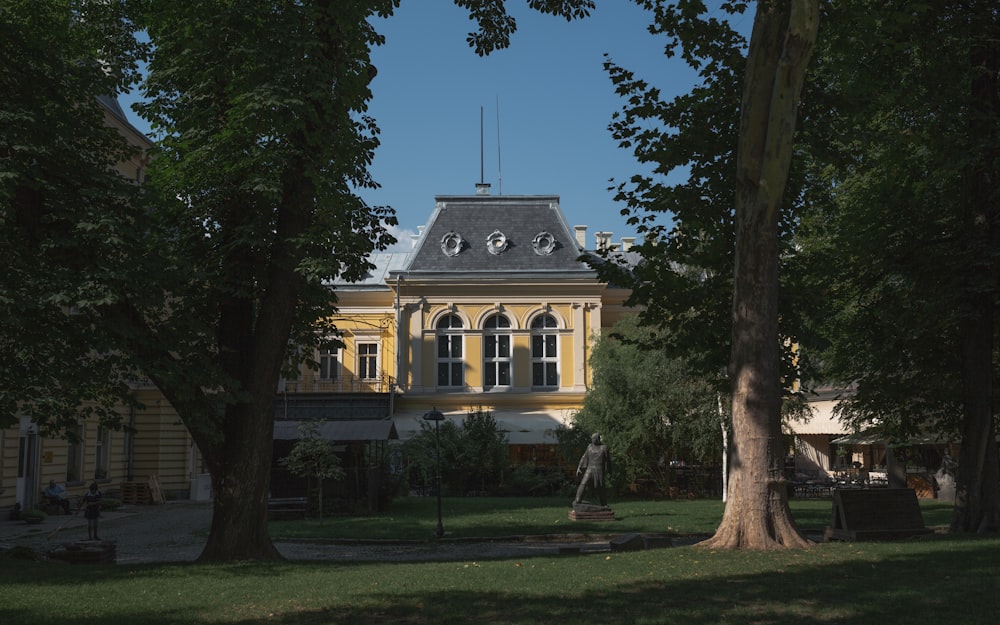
[[279, 373, 395, 394]]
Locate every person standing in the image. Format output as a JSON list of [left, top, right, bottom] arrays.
[[80, 482, 103, 541], [574, 433, 612, 507]]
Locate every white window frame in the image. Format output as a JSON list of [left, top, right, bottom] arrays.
[[531, 313, 560, 389], [66, 424, 84, 484], [436, 314, 464, 388], [318, 345, 341, 382], [357, 342, 379, 380], [94, 426, 111, 481], [483, 313, 512, 389]]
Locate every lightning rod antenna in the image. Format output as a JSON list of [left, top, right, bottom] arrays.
[[496, 96, 503, 195], [479, 105, 485, 185]]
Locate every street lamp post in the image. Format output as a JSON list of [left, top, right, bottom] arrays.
[[422, 407, 445, 538]]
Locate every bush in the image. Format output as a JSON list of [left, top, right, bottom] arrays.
[[21, 508, 47, 523], [404, 408, 508, 496], [500, 464, 571, 496], [99, 498, 122, 512]]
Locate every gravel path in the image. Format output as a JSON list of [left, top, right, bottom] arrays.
[[1, 502, 619, 564]]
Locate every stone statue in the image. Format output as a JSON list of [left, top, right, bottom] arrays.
[[935, 453, 957, 504], [574, 433, 612, 507]]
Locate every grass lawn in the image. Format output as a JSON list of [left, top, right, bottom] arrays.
[[268, 496, 957, 541], [3, 498, 995, 625]]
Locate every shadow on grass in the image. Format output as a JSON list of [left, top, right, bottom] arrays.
[[4, 536, 999, 625]]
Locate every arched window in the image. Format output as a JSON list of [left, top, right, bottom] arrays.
[[531, 314, 559, 388], [436, 314, 464, 388], [483, 314, 512, 389]]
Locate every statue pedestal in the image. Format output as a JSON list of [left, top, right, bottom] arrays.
[[569, 502, 615, 522], [47, 540, 117, 564]]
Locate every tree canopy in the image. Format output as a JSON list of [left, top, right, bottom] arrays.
[[571, 316, 722, 493], [2, 0, 601, 562], [797, 0, 999, 532], [403, 409, 508, 496], [1, 0, 149, 436]]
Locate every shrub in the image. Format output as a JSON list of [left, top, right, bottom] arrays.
[[500, 464, 571, 496], [99, 498, 122, 512]]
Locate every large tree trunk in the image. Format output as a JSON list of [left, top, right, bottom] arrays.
[[200, 402, 282, 561], [701, 0, 818, 550], [196, 154, 313, 561], [951, 22, 1000, 534]]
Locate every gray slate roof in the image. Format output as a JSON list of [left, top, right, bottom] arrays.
[[401, 195, 594, 277]]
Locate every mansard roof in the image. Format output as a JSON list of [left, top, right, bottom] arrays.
[[399, 194, 594, 278]]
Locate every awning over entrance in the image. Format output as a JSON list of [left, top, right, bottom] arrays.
[[785, 399, 848, 435], [831, 431, 956, 446], [392, 409, 573, 445], [830, 432, 884, 446], [273, 418, 398, 442]]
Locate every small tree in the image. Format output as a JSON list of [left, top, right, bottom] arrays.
[[403, 408, 507, 496], [280, 422, 345, 522], [572, 316, 721, 495], [457, 409, 509, 494]]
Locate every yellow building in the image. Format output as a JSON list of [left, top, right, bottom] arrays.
[[4, 131, 637, 513], [278, 186, 636, 469], [1, 96, 206, 514]]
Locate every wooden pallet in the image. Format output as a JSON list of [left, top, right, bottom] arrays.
[[119, 475, 166, 505], [147, 474, 166, 504], [119, 481, 150, 505]]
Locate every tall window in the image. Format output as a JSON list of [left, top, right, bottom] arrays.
[[483, 314, 512, 389], [436, 314, 464, 387], [94, 426, 110, 480], [319, 346, 340, 381], [66, 425, 83, 483], [531, 314, 559, 388], [357, 343, 378, 379]]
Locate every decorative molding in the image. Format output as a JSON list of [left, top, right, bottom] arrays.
[[486, 229, 509, 255], [532, 231, 556, 256], [440, 231, 463, 256]]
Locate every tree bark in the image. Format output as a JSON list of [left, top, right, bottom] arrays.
[[199, 403, 283, 561], [701, 0, 818, 550], [951, 20, 1000, 534]]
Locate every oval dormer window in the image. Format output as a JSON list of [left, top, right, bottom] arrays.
[[486, 230, 508, 255], [532, 231, 556, 256], [441, 231, 463, 257]]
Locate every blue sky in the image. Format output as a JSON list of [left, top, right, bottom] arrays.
[[121, 2, 746, 251], [365, 1, 693, 249]]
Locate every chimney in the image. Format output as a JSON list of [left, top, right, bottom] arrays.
[[411, 225, 425, 249], [595, 231, 612, 250], [574, 225, 588, 248], [621, 236, 636, 252]]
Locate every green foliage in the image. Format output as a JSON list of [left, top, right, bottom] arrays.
[[454, 0, 595, 55], [796, 1, 1000, 440], [20, 508, 47, 522], [590, 2, 822, 394], [280, 422, 345, 521], [280, 423, 345, 483], [499, 463, 571, 497], [98, 498, 122, 512], [404, 409, 509, 496], [0, 0, 148, 434], [569, 316, 722, 494]]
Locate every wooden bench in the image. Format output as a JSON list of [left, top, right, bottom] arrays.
[[824, 488, 934, 542], [268, 497, 308, 520]]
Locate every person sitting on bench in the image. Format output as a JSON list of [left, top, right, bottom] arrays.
[[44, 480, 72, 515]]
